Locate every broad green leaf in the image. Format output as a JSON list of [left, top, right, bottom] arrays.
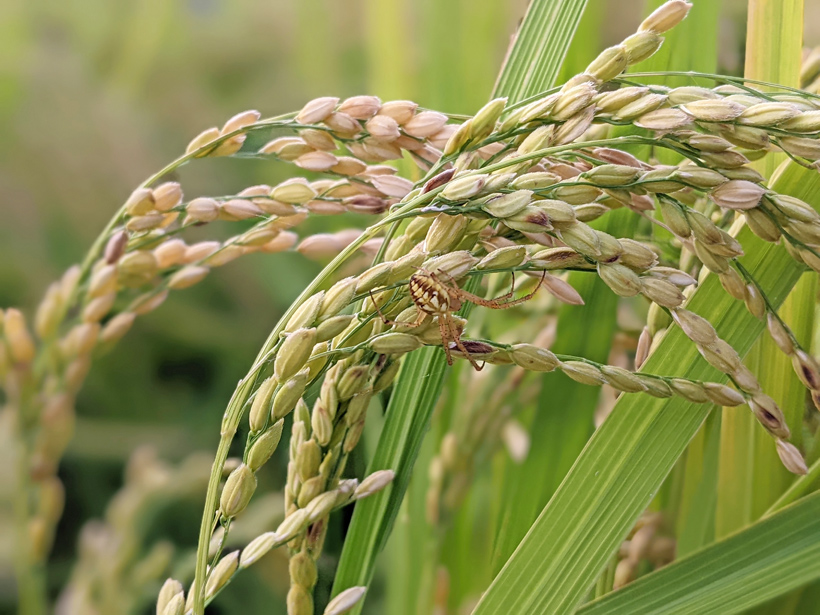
[[493, 6, 611, 570], [385, 351, 470, 615], [374, 2, 514, 606], [331, 0, 590, 607], [471, 162, 820, 615], [746, 0, 803, 83], [675, 410, 721, 557], [766, 456, 820, 515], [789, 580, 820, 615], [577, 492, 820, 615], [759, 453, 820, 614]]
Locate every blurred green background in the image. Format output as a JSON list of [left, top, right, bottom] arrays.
[[0, 0, 817, 613]]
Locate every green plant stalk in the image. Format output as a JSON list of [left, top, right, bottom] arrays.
[[746, 0, 803, 178], [330, 2, 589, 608], [716, 0, 805, 539], [747, 0, 808, 517], [471, 161, 820, 615]]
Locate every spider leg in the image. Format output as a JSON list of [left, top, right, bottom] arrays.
[[459, 270, 547, 310], [406, 310, 429, 329], [456, 272, 516, 307], [435, 268, 516, 308], [434, 269, 458, 285], [369, 289, 394, 325], [493, 269, 547, 308], [445, 312, 484, 371], [438, 313, 454, 365], [500, 270, 518, 302]]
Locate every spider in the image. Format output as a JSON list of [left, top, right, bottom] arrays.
[[373, 267, 546, 370]]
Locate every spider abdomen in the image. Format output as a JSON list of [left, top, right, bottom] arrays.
[[409, 272, 452, 315]]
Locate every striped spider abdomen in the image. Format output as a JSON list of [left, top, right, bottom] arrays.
[[409, 271, 461, 315]]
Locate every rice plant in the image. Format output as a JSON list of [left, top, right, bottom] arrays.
[[3, 1, 820, 614]]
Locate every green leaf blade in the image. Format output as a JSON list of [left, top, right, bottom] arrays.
[[493, 0, 590, 104], [331, 347, 446, 594], [578, 493, 820, 615]]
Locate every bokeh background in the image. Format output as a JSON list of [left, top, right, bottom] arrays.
[[0, 0, 818, 613]]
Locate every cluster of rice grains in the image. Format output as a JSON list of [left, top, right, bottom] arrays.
[[4, 1, 820, 613], [56, 449, 212, 615]]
